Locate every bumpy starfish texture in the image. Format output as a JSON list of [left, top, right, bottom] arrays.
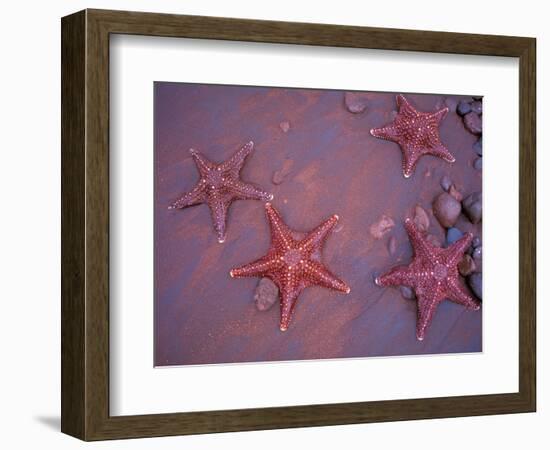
[[375, 218, 480, 341], [370, 94, 455, 178], [169, 141, 273, 243], [230, 203, 351, 331]]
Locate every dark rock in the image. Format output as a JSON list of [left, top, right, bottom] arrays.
[[462, 192, 482, 224], [413, 205, 430, 232], [472, 246, 482, 261], [388, 236, 397, 255], [456, 100, 472, 116], [254, 278, 279, 311], [446, 227, 464, 246], [440, 175, 452, 192], [458, 254, 476, 276], [473, 137, 483, 155], [472, 236, 481, 248], [468, 273, 482, 300], [473, 157, 482, 171], [463, 112, 483, 135], [433, 192, 461, 228], [470, 100, 483, 114], [344, 92, 369, 114], [400, 286, 415, 300], [279, 120, 291, 133]]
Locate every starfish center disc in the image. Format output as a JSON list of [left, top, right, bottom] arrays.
[[206, 169, 224, 188], [433, 263, 448, 281], [282, 249, 302, 267]]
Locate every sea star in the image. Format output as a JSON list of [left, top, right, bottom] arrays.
[[375, 218, 480, 341], [230, 203, 350, 331], [370, 94, 455, 178], [169, 141, 272, 243]]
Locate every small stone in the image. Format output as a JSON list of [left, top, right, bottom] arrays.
[[472, 246, 482, 261], [413, 205, 430, 232], [279, 120, 291, 133], [388, 236, 397, 255], [473, 157, 482, 171], [433, 192, 461, 228], [468, 273, 482, 300], [272, 159, 294, 185], [446, 227, 463, 246], [458, 254, 476, 276], [440, 175, 452, 192], [254, 278, 279, 311], [400, 286, 415, 300], [449, 184, 463, 202], [472, 236, 481, 248], [463, 111, 482, 135], [344, 92, 369, 114], [462, 192, 482, 224], [456, 100, 472, 116], [369, 215, 395, 239], [470, 100, 483, 114], [473, 137, 482, 156]]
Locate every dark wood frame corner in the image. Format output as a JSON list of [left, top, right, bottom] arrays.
[[61, 8, 536, 441]]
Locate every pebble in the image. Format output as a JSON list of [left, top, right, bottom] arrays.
[[472, 236, 481, 248], [456, 100, 472, 116], [474, 157, 483, 170], [449, 184, 463, 202], [458, 254, 476, 276], [462, 192, 482, 224], [279, 120, 291, 133], [254, 278, 279, 311], [446, 227, 464, 246], [433, 192, 461, 228], [400, 286, 415, 300], [473, 137, 483, 156], [388, 236, 397, 255], [468, 273, 482, 300], [463, 112, 483, 135], [470, 100, 483, 114], [369, 215, 395, 239], [440, 175, 452, 192], [472, 246, 482, 261], [344, 92, 369, 114], [413, 205, 430, 232]]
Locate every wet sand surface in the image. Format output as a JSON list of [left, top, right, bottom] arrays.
[[154, 83, 482, 366]]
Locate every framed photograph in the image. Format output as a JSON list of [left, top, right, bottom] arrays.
[[61, 9, 536, 440]]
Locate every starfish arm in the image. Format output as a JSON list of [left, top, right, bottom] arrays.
[[169, 183, 206, 209], [265, 203, 295, 250], [370, 124, 400, 143], [189, 148, 215, 177], [428, 144, 456, 163], [416, 288, 443, 341], [299, 214, 339, 253], [445, 232, 474, 267], [225, 178, 273, 202], [303, 261, 350, 293], [230, 255, 283, 279], [375, 265, 413, 287], [219, 141, 254, 174], [396, 94, 418, 118], [402, 147, 422, 178], [445, 278, 481, 310], [404, 218, 439, 261], [279, 280, 302, 331], [428, 107, 449, 124], [206, 194, 230, 243]]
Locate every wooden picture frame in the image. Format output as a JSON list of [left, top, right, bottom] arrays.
[[61, 9, 536, 441]]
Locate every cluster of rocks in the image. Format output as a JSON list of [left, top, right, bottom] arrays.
[[456, 97, 483, 171]]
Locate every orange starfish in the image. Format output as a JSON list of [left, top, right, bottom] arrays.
[[370, 94, 455, 178], [375, 218, 480, 341], [230, 203, 350, 331]]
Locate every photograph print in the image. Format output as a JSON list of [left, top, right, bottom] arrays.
[[154, 82, 483, 367]]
